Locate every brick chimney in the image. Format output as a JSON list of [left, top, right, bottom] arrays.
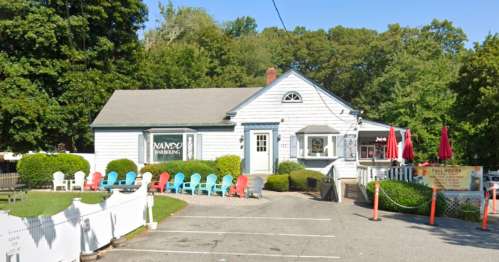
[[266, 67, 277, 85]]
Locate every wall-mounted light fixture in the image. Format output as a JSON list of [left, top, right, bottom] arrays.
[[240, 135, 244, 143], [278, 134, 281, 141]]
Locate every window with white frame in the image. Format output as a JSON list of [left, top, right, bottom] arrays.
[[297, 134, 337, 158], [282, 91, 302, 103]]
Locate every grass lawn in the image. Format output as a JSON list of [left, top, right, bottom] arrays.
[[0, 191, 187, 240]]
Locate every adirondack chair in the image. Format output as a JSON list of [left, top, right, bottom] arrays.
[[198, 174, 217, 196], [69, 171, 86, 191], [212, 174, 233, 197], [118, 171, 137, 186], [100, 171, 118, 191], [182, 173, 201, 195], [150, 172, 170, 193], [53, 171, 68, 191], [166, 173, 184, 194], [246, 177, 264, 199], [228, 175, 248, 198], [140, 172, 153, 186], [84, 172, 102, 192]]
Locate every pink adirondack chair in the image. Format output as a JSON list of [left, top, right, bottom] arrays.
[[150, 172, 170, 193], [228, 175, 248, 198], [84, 172, 102, 192]]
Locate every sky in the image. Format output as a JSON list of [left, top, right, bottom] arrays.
[[139, 0, 499, 49]]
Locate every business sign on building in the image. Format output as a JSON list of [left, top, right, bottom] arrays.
[[153, 135, 183, 162], [419, 166, 483, 191]]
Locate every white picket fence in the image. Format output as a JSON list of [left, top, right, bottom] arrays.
[[329, 164, 342, 203], [0, 185, 152, 262]]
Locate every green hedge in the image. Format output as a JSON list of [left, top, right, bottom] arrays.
[[215, 155, 241, 180], [266, 174, 289, 192], [105, 159, 138, 181], [366, 180, 447, 216], [277, 161, 304, 175], [456, 203, 481, 222], [17, 153, 90, 188], [289, 169, 324, 191], [140, 160, 219, 182]]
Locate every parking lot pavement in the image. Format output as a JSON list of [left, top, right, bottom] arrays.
[[99, 193, 499, 261]]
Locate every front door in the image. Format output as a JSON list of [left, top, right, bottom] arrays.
[[250, 132, 272, 174]]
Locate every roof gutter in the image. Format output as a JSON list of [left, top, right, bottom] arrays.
[[90, 122, 237, 129]]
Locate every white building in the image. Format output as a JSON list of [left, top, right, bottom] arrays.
[[91, 69, 407, 178]]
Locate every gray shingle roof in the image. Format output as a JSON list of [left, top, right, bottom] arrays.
[[91, 88, 262, 127], [296, 125, 340, 134]]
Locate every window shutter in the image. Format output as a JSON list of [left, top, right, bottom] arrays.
[[196, 134, 202, 159], [290, 135, 297, 158], [138, 134, 144, 164]]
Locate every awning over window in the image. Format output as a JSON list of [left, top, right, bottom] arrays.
[[295, 125, 340, 134]]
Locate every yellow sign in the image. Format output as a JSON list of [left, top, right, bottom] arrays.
[[420, 166, 482, 191]]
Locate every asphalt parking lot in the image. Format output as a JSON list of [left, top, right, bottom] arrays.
[[99, 192, 499, 261]]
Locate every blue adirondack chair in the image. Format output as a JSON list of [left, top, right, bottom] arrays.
[[182, 173, 201, 195], [118, 171, 137, 187], [212, 174, 233, 197], [198, 174, 217, 196], [166, 173, 185, 194], [100, 171, 118, 191]]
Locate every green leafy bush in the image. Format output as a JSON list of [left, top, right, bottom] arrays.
[[277, 161, 305, 175], [366, 180, 447, 216], [140, 160, 218, 182], [289, 169, 324, 191], [215, 155, 241, 180], [106, 159, 138, 181], [456, 203, 481, 222], [266, 174, 289, 192], [17, 153, 90, 188]]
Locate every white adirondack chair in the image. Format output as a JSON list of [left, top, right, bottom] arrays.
[[70, 171, 86, 191], [136, 172, 152, 186], [53, 171, 68, 191]]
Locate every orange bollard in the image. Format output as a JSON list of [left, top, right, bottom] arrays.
[[478, 192, 491, 231], [426, 187, 438, 226], [493, 186, 497, 215], [369, 182, 381, 221]]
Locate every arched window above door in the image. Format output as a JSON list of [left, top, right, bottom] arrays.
[[282, 91, 302, 103]]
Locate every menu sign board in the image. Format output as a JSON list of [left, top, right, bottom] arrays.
[[153, 135, 183, 162], [419, 166, 482, 191], [344, 134, 357, 161]]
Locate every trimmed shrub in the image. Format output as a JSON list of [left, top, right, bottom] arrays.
[[289, 169, 324, 191], [277, 161, 305, 175], [366, 180, 447, 216], [106, 159, 138, 181], [266, 174, 289, 192], [456, 203, 481, 222], [140, 160, 219, 182], [17, 153, 90, 188], [215, 155, 241, 180]]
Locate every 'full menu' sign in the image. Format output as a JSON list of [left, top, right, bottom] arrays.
[[153, 135, 183, 162]]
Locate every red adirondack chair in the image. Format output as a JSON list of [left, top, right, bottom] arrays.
[[228, 175, 248, 198], [150, 172, 170, 193], [84, 172, 102, 192]]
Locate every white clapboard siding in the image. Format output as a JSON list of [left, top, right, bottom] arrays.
[[0, 186, 148, 262], [94, 129, 143, 172], [197, 127, 244, 160], [232, 72, 357, 168]]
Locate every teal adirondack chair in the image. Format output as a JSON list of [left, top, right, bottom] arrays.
[[212, 174, 233, 197], [166, 173, 184, 194], [100, 171, 118, 191], [198, 174, 217, 196], [118, 171, 137, 186], [182, 173, 201, 195]]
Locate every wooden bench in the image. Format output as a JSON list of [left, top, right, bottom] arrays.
[[0, 191, 23, 204]]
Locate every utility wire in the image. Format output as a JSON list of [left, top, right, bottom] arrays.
[[64, 0, 75, 71], [79, 0, 91, 125], [272, 0, 288, 32]]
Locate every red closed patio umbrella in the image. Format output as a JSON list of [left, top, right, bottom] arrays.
[[438, 126, 453, 162], [386, 126, 398, 160], [402, 129, 414, 160]]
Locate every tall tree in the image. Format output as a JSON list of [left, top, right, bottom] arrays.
[[451, 34, 499, 169], [0, 0, 147, 153]]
